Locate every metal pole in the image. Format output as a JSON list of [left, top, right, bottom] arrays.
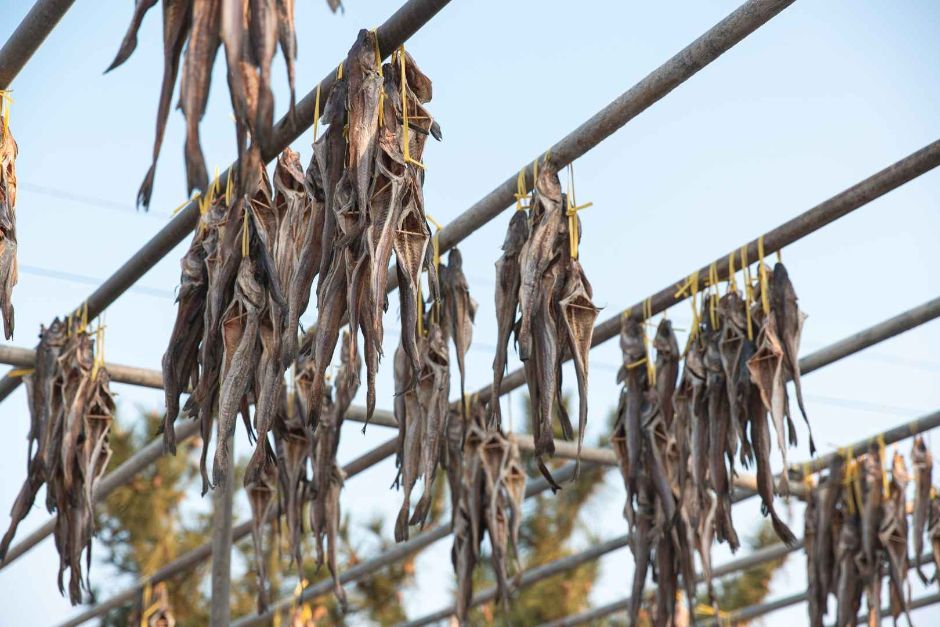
[[0, 0, 76, 89], [42, 296, 940, 621], [476, 139, 940, 405], [231, 463, 580, 627], [399, 536, 633, 627], [0, 0, 453, 404], [209, 434, 235, 627]]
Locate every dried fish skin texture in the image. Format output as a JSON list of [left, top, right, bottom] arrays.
[[0, 115, 18, 339]]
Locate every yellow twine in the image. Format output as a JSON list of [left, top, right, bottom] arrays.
[[514, 168, 529, 211], [398, 46, 424, 169], [642, 298, 656, 384], [0, 90, 12, 136], [241, 204, 251, 257], [91, 317, 106, 379], [336, 62, 344, 80], [727, 251, 737, 293], [741, 246, 754, 340], [224, 169, 234, 207], [694, 603, 731, 620], [564, 163, 593, 260], [8, 368, 34, 378], [876, 434, 889, 498], [416, 284, 425, 337], [172, 191, 200, 217], [708, 263, 719, 329], [313, 82, 322, 142], [757, 236, 770, 315]]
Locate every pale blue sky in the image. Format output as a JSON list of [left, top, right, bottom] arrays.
[[0, 0, 939, 624]]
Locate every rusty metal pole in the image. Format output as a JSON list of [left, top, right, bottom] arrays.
[[0, 0, 76, 89]]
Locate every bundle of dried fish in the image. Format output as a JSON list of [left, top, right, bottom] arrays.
[[0, 100, 17, 338], [613, 316, 695, 624], [491, 162, 599, 489], [449, 398, 526, 623], [162, 152, 316, 496], [0, 319, 114, 605], [393, 307, 450, 542], [805, 444, 919, 626], [911, 436, 933, 584], [929, 490, 940, 586], [305, 31, 441, 436], [108, 0, 341, 207]]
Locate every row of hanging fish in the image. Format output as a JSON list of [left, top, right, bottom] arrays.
[[108, 0, 342, 208], [0, 317, 115, 605], [805, 436, 940, 627], [244, 332, 361, 614], [611, 259, 813, 624], [446, 397, 527, 624], [393, 246, 476, 541], [0, 97, 17, 339], [161, 152, 303, 496], [490, 161, 600, 491]]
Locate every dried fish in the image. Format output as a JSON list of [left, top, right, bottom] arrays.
[[912, 436, 933, 584], [440, 248, 477, 414], [490, 210, 528, 428], [879, 450, 911, 625], [1, 319, 114, 604], [805, 480, 824, 627], [835, 514, 864, 627], [450, 398, 525, 623], [929, 492, 940, 586], [0, 108, 17, 339], [109, 0, 337, 204]]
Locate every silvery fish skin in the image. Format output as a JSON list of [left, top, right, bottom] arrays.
[[559, 258, 599, 470], [928, 493, 940, 586], [618, 316, 648, 501], [805, 483, 824, 627], [653, 318, 680, 430], [161, 229, 207, 453], [879, 451, 911, 625], [816, 456, 844, 605], [912, 436, 933, 584], [0, 113, 18, 339], [490, 210, 528, 428], [441, 248, 477, 421], [770, 262, 815, 454], [835, 514, 864, 627], [747, 309, 793, 496], [109, 0, 192, 208], [750, 378, 796, 545], [180, 0, 222, 195], [244, 437, 278, 613]]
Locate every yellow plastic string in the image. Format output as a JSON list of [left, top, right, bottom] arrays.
[[694, 603, 731, 620], [708, 263, 719, 329], [642, 298, 656, 384], [757, 236, 770, 315], [241, 204, 251, 257], [91, 318, 106, 379], [727, 252, 737, 293], [876, 434, 889, 498], [802, 463, 815, 490], [514, 168, 529, 211], [565, 164, 593, 260], [224, 169, 234, 207], [172, 191, 200, 216], [312, 82, 322, 142], [0, 90, 12, 136], [336, 62, 344, 80], [416, 284, 425, 337], [741, 246, 755, 340], [398, 46, 424, 169], [8, 368, 34, 378]]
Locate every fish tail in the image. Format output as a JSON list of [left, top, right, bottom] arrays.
[[184, 129, 208, 197], [137, 164, 157, 210], [770, 511, 798, 546], [394, 503, 410, 543]]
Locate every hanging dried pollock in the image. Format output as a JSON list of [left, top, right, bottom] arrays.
[[108, 0, 341, 207], [0, 94, 17, 339], [491, 161, 599, 490], [162, 151, 317, 499], [612, 316, 696, 624], [0, 318, 114, 605], [448, 398, 526, 623], [912, 436, 934, 584], [613, 253, 814, 622], [306, 30, 441, 434], [805, 444, 915, 627], [393, 297, 450, 542]]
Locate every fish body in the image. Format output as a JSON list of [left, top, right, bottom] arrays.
[[912, 436, 933, 583]]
